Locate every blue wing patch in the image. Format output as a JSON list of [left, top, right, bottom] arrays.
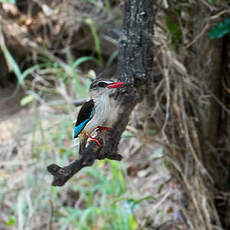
[[74, 119, 90, 138], [73, 104, 94, 138]]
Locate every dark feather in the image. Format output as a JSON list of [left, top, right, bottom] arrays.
[[75, 99, 94, 129], [74, 100, 94, 138]]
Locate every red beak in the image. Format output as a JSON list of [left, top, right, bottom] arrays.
[[107, 82, 125, 89]]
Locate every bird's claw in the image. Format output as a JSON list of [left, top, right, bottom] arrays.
[[88, 136, 103, 147]]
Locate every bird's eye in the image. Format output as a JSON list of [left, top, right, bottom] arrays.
[[98, 82, 107, 88]]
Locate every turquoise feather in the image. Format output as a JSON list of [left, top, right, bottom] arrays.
[[74, 108, 94, 138], [74, 119, 90, 137]]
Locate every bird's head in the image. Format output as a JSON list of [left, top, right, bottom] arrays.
[[89, 79, 125, 99]]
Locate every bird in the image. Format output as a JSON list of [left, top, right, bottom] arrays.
[[73, 78, 125, 154]]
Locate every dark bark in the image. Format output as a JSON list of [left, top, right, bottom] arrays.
[[192, 5, 223, 173], [47, 0, 155, 186], [215, 34, 230, 228], [118, 0, 154, 85], [191, 4, 229, 228]]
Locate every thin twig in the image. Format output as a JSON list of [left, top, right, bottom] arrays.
[[185, 24, 209, 48]]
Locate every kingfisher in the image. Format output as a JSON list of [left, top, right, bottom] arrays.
[[73, 79, 125, 154]]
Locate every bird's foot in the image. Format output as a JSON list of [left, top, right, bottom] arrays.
[[96, 126, 111, 132], [88, 136, 103, 147]]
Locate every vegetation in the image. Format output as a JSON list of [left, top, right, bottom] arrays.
[[1, 0, 230, 229], [0, 53, 154, 229], [0, 1, 166, 229]]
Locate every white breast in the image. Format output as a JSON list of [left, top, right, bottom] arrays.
[[84, 95, 110, 133]]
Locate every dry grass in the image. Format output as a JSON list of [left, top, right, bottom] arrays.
[[1, 0, 229, 229], [0, 2, 171, 230], [149, 1, 230, 229]]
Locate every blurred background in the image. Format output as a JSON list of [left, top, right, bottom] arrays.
[[0, 1, 173, 229]]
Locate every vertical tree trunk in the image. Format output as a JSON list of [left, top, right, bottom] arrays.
[[192, 4, 223, 173], [190, 3, 230, 228], [118, 0, 154, 85]]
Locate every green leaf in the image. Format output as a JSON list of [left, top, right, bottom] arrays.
[[208, 0, 216, 4], [21, 64, 41, 82], [85, 18, 104, 66], [0, 0, 16, 4], [125, 195, 156, 209], [122, 131, 133, 138], [1, 45, 23, 85], [73, 56, 96, 68], [165, 12, 182, 51], [6, 217, 15, 226], [158, 184, 164, 194], [20, 94, 35, 106], [209, 18, 230, 40]]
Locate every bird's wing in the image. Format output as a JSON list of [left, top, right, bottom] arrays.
[[74, 99, 94, 138]]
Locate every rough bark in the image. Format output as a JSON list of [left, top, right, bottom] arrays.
[[47, 0, 155, 186]]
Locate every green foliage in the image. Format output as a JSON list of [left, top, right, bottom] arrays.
[[66, 52, 98, 97], [1, 107, 150, 230], [0, 43, 98, 93], [104, 0, 111, 11], [165, 12, 182, 51], [20, 94, 35, 106], [56, 160, 138, 230], [0, 42, 44, 86], [208, 0, 216, 4], [0, 1, 157, 229], [209, 18, 230, 39], [86, 18, 104, 66], [0, 0, 16, 3], [6, 217, 15, 226], [18, 53, 97, 99], [0, 45, 27, 86]]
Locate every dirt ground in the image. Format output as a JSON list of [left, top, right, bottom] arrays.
[[0, 83, 180, 229]]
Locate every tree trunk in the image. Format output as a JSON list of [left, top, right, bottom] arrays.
[[192, 4, 223, 173]]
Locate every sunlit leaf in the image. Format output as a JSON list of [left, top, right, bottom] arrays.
[[6, 217, 15, 226], [0, 0, 16, 4], [129, 215, 138, 230], [122, 131, 133, 138], [20, 94, 35, 106]]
